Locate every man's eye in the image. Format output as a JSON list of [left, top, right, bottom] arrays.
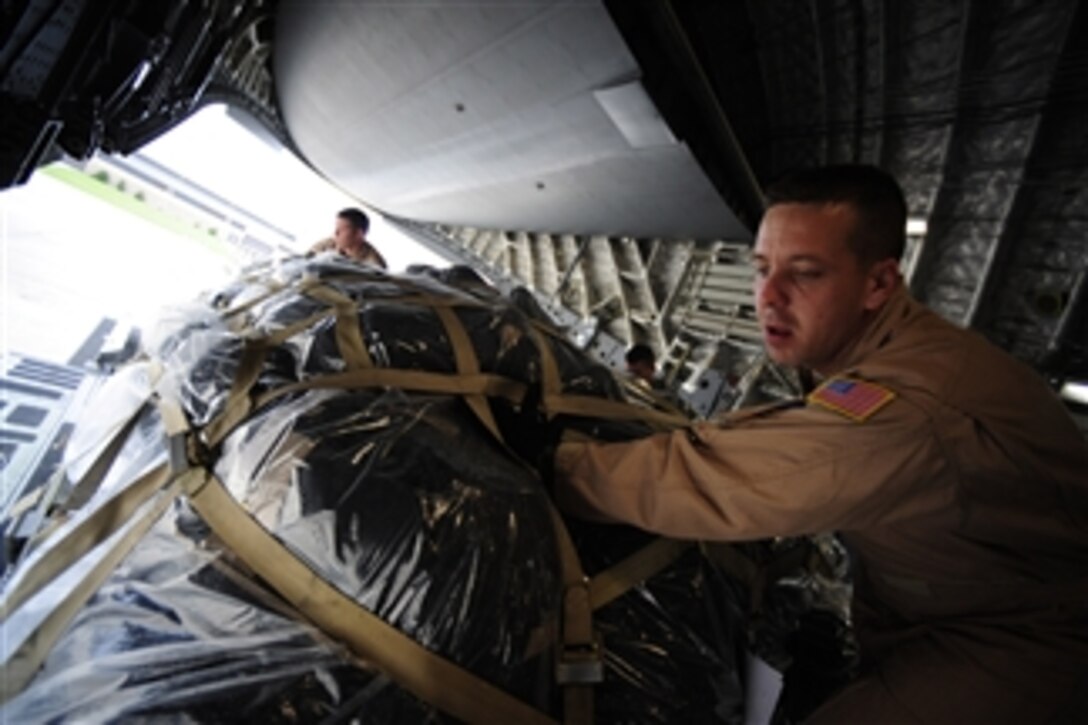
[[794, 269, 823, 280], [753, 266, 768, 278]]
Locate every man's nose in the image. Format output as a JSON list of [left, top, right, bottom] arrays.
[[756, 272, 786, 309]]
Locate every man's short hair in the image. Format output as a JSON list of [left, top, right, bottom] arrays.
[[626, 343, 655, 366], [338, 207, 370, 234], [763, 164, 907, 264]]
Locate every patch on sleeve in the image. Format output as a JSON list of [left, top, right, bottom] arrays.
[[807, 377, 896, 422]]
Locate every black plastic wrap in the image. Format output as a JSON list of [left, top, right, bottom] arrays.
[[4, 259, 776, 723], [742, 536, 857, 724]]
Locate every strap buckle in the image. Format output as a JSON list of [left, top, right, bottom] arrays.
[[556, 638, 603, 685], [167, 432, 212, 473], [167, 432, 189, 474]]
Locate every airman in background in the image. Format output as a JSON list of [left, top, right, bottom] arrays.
[[310, 207, 387, 269]]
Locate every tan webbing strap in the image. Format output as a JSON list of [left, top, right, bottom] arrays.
[[206, 554, 382, 672], [16, 496, 67, 564], [255, 369, 528, 411], [303, 284, 373, 370], [218, 280, 286, 321], [546, 505, 598, 725], [201, 338, 268, 447], [58, 402, 150, 512], [202, 304, 331, 448], [4, 485, 46, 521], [0, 467, 189, 703], [528, 327, 564, 422], [157, 395, 190, 437], [303, 266, 492, 310], [527, 325, 688, 431], [524, 537, 692, 660], [264, 308, 338, 347], [324, 288, 471, 309], [588, 538, 692, 611], [0, 462, 173, 621], [433, 305, 503, 443], [208, 555, 304, 624], [218, 273, 328, 322], [209, 308, 336, 447], [204, 304, 372, 448], [204, 369, 526, 452], [565, 685, 594, 725], [156, 393, 200, 481], [183, 471, 556, 725], [381, 293, 493, 311]]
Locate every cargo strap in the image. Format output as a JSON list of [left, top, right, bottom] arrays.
[[589, 537, 692, 611], [528, 324, 688, 430], [57, 401, 151, 512], [216, 262, 368, 320], [186, 318, 584, 725], [520, 526, 693, 725], [1, 390, 188, 702], [204, 369, 527, 449], [524, 536, 693, 661], [434, 305, 503, 443], [7, 390, 157, 571], [182, 467, 556, 725], [303, 284, 373, 370], [168, 343, 555, 723], [547, 505, 599, 725], [0, 463, 187, 703], [3, 266, 699, 718], [206, 273, 689, 452], [203, 283, 528, 449], [3, 485, 46, 521], [217, 278, 292, 321], [218, 270, 382, 322], [0, 461, 173, 621], [202, 307, 333, 445], [3, 379, 556, 721]]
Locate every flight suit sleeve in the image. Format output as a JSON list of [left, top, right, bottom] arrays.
[[364, 243, 388, 269], [553, 397, 952, 541]]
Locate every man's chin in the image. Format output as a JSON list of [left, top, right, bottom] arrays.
[[763, 338, 793, 365]]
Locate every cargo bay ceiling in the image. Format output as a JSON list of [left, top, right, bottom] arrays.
[[2, 0, 1086, 407]]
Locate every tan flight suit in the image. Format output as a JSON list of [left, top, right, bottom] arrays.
[[309, 237, 388, 269], [555, 287, 1088, 723]]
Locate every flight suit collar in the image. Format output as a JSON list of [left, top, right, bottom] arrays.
[[820, 285, 918, 377]]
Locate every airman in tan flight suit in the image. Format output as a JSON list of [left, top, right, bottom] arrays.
[[555, 165, 1088, 722], [310, 207, 388, 268]]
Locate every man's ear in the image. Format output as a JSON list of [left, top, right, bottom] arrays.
[[863, 258, 902, 310]]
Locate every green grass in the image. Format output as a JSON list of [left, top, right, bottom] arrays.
[[42, 163, 235, 260]]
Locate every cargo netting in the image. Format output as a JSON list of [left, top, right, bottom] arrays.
[[1, 256, 854, 723]]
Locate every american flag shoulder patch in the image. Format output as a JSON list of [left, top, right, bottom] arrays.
[[807, 376, 896, 422]]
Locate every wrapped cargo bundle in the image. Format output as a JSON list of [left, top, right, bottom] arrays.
[[1, 256, 851, 723]]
